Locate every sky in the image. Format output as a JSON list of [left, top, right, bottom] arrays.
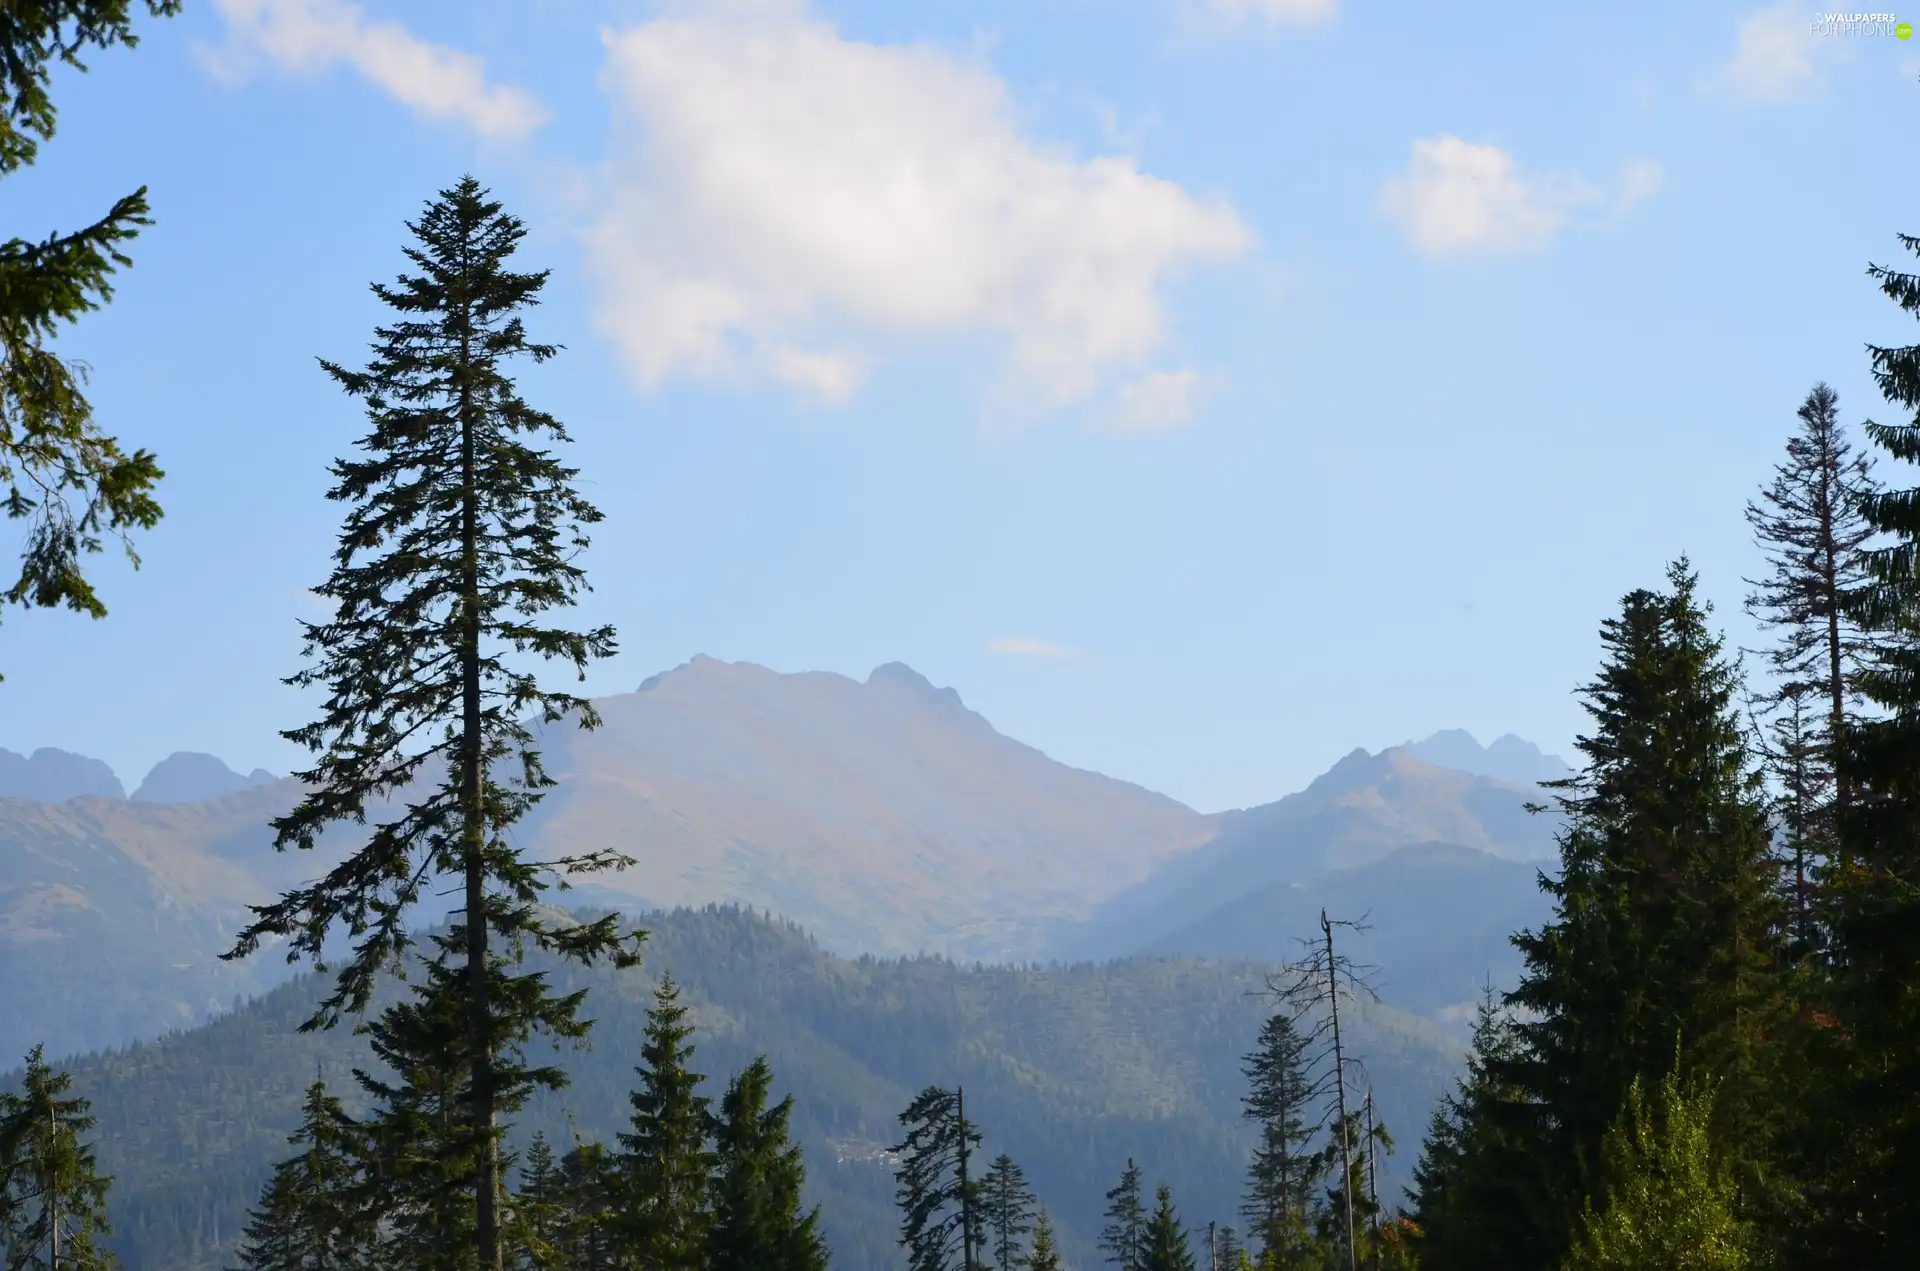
[[2, 0, 1917, 813]]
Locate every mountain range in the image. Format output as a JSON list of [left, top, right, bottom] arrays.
[[0, 654, 1573, 1060]]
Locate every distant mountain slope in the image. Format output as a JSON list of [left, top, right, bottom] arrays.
[[51, 906, 1461, 1271], [132, 753, 278, 804], [1401, 729, 1572, 787], [0, 747, 124, 801], [1052, 746, 1561, 962], [0, 783, 308, 1061], [515, 656, 1213, 958], [1140, 842, 1553, 1024], [2, 657, 1214, 1057]]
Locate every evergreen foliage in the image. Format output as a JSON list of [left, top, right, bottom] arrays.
[[980, 1154, 1035, 1271], [1560, 1069, 1749, 1271], [0, 1046, 117, 1270], [1140, 1185, 1195, 1271], [1496, 562, 1784, 1266], [0, 1, 175, 666], [615, 976, 714, 1270], [222, 177, 637, 1271], [894, 1086, 982, 1271], [708, 1056, 828, 1271], [1098, 1160, 1145, 1271], [1823, 228, 1920, 1268], [1744, 381, 1882, 951], [1238, 1013, 1323, 1268], [1026, 1211, 1062, 1271], [229, 1081, 367, 1271]]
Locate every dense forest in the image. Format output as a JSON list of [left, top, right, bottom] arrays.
[[7, 4, 1920, 1270], [29, 905, 1456, 1270]]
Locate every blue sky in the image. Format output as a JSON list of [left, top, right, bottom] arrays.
[[3, 0, 1917, 812]]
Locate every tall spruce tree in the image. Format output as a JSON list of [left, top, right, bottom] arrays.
[[1141, 1185, 1196, 1271], [893, 1086, 982, 1271], [0, 1046, 116, 1270], [223, 176, 637, 1271], [707, 1056, 828, 1271], [231, 1080, 369, 1271], [1240, 1012, 1324, 1268], [0, 1, 176, 672], [1099, 1159, 1146, 1271], [1824, 229, 1920, 1268], [1744, 381, 1881, 948], [980, 1154, 1035, 1271], [617, 976, 714, 1271], [1497, 562, 1784, 1268]]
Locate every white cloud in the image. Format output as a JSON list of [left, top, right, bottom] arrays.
[[204, 0, 547, 140], [987, 637, 1074, 659], [585, 2, 1252, 409], [1102, 369, 1207, 434], [1200, 0, 1338, 27], [1378, 136, 1658, 259], [1703, 5, 1830, 103]]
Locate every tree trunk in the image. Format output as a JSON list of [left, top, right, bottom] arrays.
[[458, 296, 501, 1271], [1323, 911, 1356, 1271]]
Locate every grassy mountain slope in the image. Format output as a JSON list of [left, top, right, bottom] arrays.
[[0, 784, 304, 1060], [53, 906, 1461, 1271], [517, 656, 1213, 958]]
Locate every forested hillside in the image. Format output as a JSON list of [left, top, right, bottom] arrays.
[[46, 905, 1458, 1271]]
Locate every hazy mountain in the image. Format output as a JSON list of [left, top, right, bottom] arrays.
[[1051, 746, 1561, 963], [132, 753, 278, 805], [56, 906, 1460, 1271], [1, 656, 1213, 1057], [1, 649, 1569, 1060], [1401, 728, 1573, 787], [0, 782, 310, 1061], [511, 656, 1213, 959], [0, 747, 125, 802], [1139, 841, 1553, 1025]]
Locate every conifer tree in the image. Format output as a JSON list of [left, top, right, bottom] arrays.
[[708, 1056, 828, 1271], [507, 1133, 563, 1271], [980, 1154, 1035, 1271], [0, 1, 177, 671], [1497, 563, 1784, 1267], [1213, 1224, 1242, 1271], [1409, 977, 1538, 1271], [1744, 381, 1881, 948], [893, 1086, 982, 1271], [1824, 228, 1920, 1267], [0, 1046, 116, 1270], [350, 926, 583, 1271], [553, 1142, 620, 1271], [1098, 1160, 1146, 1271], [1141, 1185, 1196, 1271], [231, 1080, 369, 1271], [1239, 1012, 1324, 1268], [1026, 1211, 1063, 1271], [616, 976, 714, 1271], [1560, 1069, 1750, 1271], [223, 176, 637, 1271]]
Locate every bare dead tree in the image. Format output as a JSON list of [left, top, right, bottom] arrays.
[[1260, 907, 1380, 1271]]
